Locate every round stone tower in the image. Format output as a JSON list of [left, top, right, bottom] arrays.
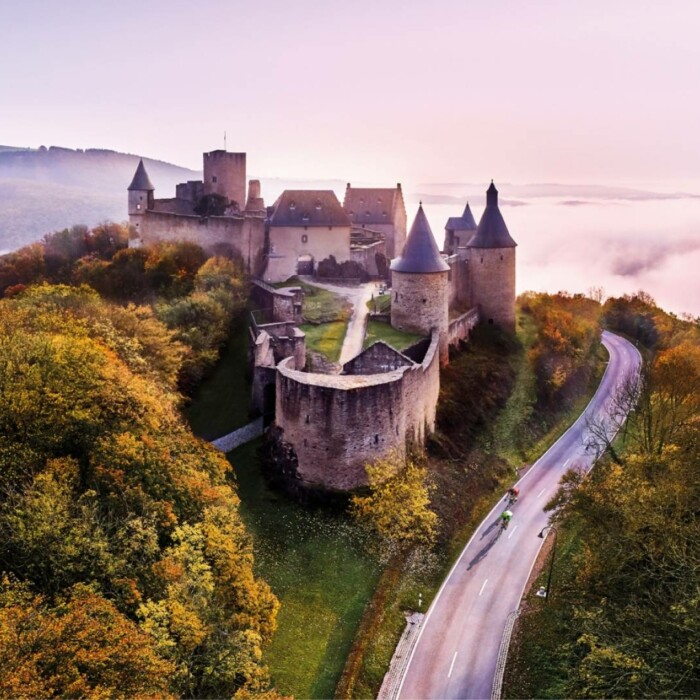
[[390, 204, 450, 365], [127, 159, 155, 242], [467, 182, 517, 331]]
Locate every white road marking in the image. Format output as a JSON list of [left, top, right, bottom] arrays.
[[479, 579, 488, 596], [448, 651, 458, 678], [563, 458, 571, 467], [508, 525, 518, 540], [537, 488, 545, 498]]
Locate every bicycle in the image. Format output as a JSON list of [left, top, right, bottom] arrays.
[[496, 517, 511, 539]]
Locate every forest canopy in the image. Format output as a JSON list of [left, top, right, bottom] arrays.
[[0, 282, 277, 697]]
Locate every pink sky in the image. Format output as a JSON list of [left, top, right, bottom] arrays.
[[2, 0, 700, 188]]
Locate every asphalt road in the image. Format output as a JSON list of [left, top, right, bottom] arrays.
[[396, 331, 642, 700]]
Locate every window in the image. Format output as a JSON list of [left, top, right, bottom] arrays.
[[212, 176, 218, 183], [395, 292, 399, 302], [301, 234, 308, 244], [374, 434, 379, 444], [481, 257, 484, 263], [136, 204, 141, 210], [500, 254, 504, 261]]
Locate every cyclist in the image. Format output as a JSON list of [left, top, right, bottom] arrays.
[[506, 486, 520, 504], [500, 510, 514, 530]]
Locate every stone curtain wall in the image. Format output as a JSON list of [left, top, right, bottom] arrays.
[[467, 247, 516, 330], [446, 255, 471, 309], [447, 307, 480, 347], [274, 332, 441, 492], [350, 240, 385, 277], [138, 211, 266, 274]]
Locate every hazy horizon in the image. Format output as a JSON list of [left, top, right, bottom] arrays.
[[2, 0, 699, 315], [3, 1, 700, 186]]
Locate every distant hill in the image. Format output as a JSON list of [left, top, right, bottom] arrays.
[[0, 146, 200, 253], [0, 146, 352, 255]]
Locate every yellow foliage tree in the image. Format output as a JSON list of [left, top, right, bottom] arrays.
[[351, 453, 438, 550]]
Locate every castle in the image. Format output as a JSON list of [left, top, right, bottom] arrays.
[[127, 154, 517, 496], [128, 151, 406, 283]]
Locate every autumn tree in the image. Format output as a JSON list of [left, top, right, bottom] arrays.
[[0, 577, 175, 699], [351, 453, 438, 551], [0, 287, 277, 697]]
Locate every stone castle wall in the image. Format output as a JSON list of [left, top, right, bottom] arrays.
[[447, 307, 480, 348], [135, 210, 266, 275], [350, 239, 386, 277], [266, 224, 351, 282], [468, 247, 516, 330], [274, 332, 440, 492], [446, 254, 471, 308], [251, 280, 304, 324]]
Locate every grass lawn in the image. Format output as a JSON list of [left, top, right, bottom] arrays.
[[363, 319, 423, 351], [227, 440, 380, 699], [365, 293, 391, 313], [274, 277, 352, 324], [183, 313, 253, 440], [300, 321, 348, 363]]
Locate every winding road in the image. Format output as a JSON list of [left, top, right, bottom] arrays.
[[395, 331, 642, 700]]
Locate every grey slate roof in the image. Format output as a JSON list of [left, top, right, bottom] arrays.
[[390, 204, 450, 273], [446, 202, 477, 232], [342, 341, 414, 375], [128, 159, 155, 191], [343, 186, 402, 225], [269, 190, 350, 227], [468, 182, 517, 249]]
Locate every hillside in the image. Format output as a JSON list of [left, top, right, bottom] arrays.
[[0, 146, 200, 253]]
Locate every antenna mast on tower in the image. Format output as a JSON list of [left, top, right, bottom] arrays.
[[224, 131, 227, 150]]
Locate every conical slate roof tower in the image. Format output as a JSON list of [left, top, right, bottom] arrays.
[[390, 204, 449, 273], [128, 159, 155, 191], [468, 182, 516, 249], [467, 182, 517, 331], [390, 204, 450, 365]]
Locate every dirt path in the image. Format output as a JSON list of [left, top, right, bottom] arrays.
[[300, 277, 378, 365]]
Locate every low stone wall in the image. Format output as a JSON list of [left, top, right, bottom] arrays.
[[251, 279, 304, 323], [448, 307, 480, 347]]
